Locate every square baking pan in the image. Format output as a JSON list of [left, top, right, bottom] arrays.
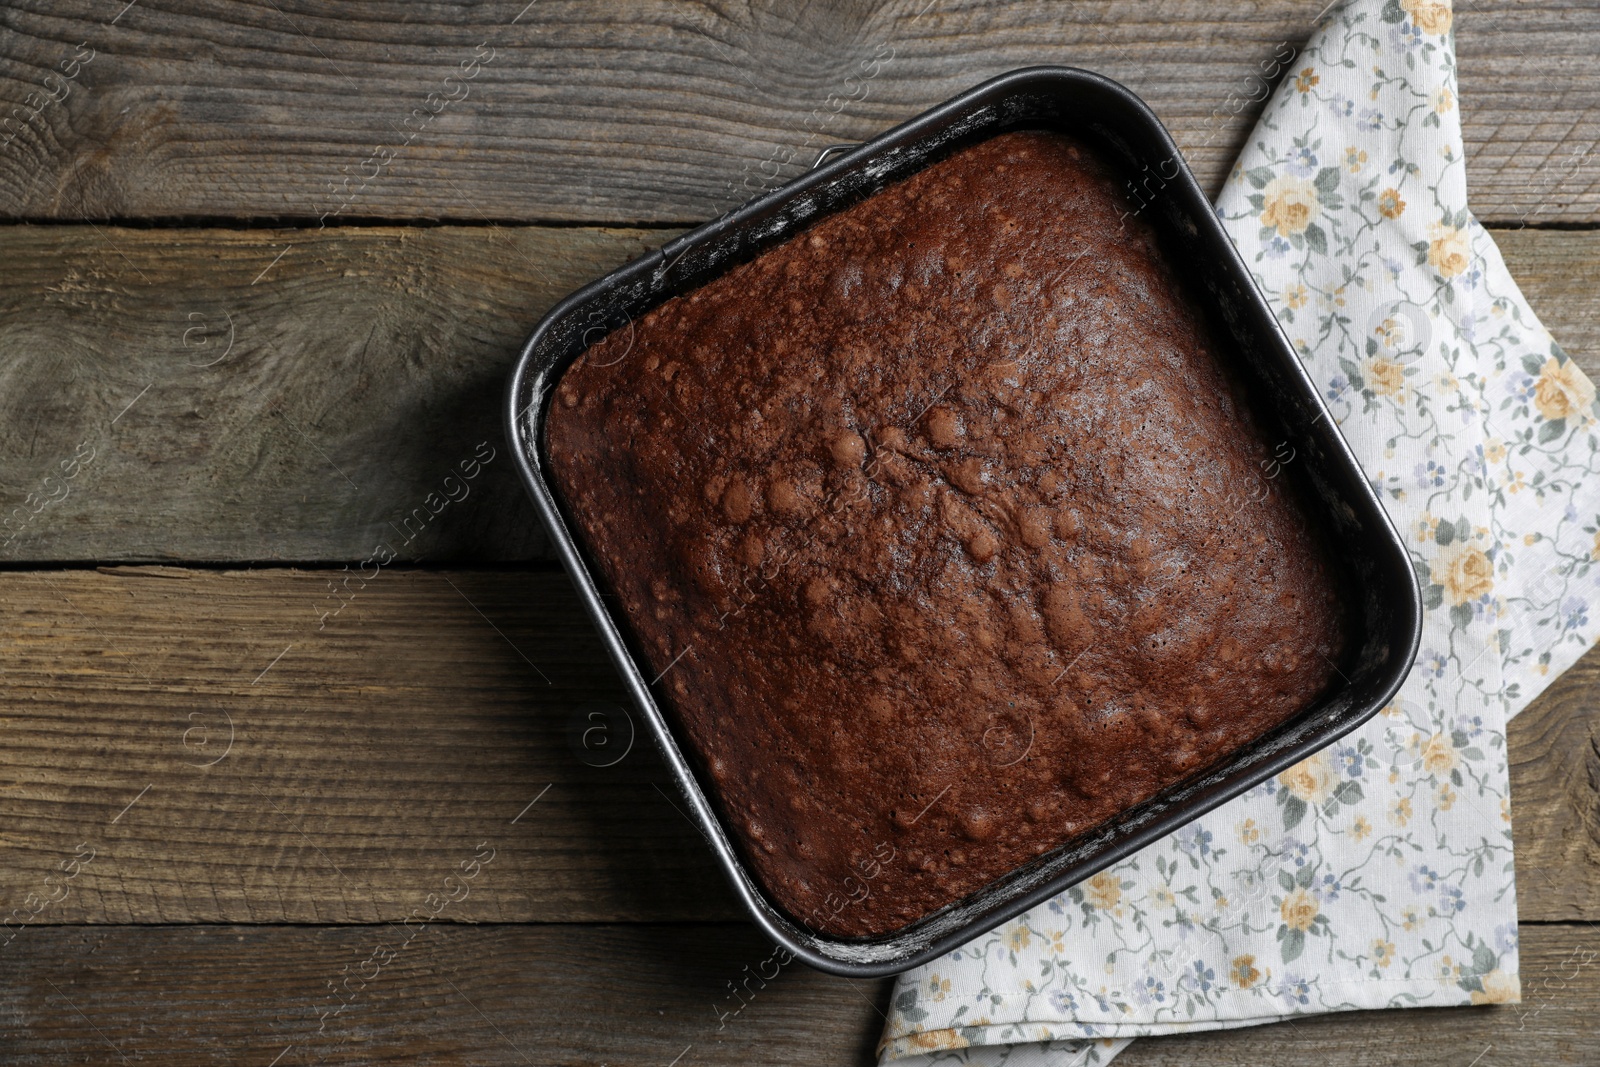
[[505, 66, 1422, 978]]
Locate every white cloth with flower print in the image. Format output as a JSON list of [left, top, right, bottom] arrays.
[[877, 0, 1600, 1063]]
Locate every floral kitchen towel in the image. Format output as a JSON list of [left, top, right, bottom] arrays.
[[878, 0, 1600, 1063]]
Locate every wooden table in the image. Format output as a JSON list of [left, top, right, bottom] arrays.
[[1, 2, 1597, 1062]]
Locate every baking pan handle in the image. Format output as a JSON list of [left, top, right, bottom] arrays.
[[812, 142, 862, 170]]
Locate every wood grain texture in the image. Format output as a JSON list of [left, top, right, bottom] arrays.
[[0, 3, 1594, 1060], [0, 566, 1595, 924], [2, 921, 1596, 1065], [0, 566, 744, 925], [2, 225, 1597, 563], [0, 1, 1596, 225], [0, 224, 664, 563], [1, 923, 892, 1065], [1506, 645, 1600, 923], [1497, 230, 1600, 336]]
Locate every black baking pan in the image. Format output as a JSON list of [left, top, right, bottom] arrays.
[[505, 66, 1422, 977]]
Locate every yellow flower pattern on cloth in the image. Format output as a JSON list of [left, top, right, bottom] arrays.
[[1083, 872, 1122, 910], [1428, 223, 1471, 279], [1260, 175, 1321, 237], [1402, 0, 1453, 35], [1533, 356, 1596, 422], [879, 1, 1599, 1064]]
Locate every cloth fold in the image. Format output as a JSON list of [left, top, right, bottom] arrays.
[[878, 1, 1600, 1062]]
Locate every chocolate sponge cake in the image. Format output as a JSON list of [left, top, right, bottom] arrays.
[[543, 129, 1348, 938]]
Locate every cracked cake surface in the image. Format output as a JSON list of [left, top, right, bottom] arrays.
[[544, 129, 1349, 938]]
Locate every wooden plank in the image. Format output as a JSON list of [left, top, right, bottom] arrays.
[[1, 921, 1596, 1065], [0, 923, 892, 1065], [1506, 646, 1600, 923], [0, 566, 745, 925], [0, 224, 664, 563], [0, 1, 1595, 225], [2, 225, 1597, 564], [1497, 230, 1600, 337], [0, 566, 1595, 924]]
